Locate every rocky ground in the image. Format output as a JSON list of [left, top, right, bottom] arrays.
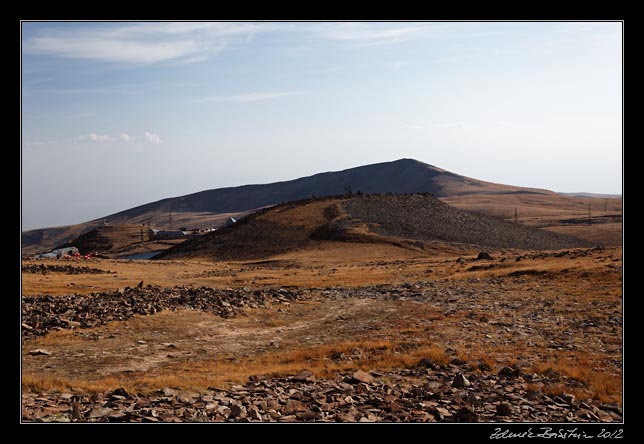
[[343, 194, 591, 250], [22, 363, 622, 423], [21, 247, 622, 424], [22, 264, 115, 275], [22, 285, 303, 338]]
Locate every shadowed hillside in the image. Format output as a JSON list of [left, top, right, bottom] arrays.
[[156, 194, 590, 261], [98, 158, 541, 220], [342, 194, 591, 251]]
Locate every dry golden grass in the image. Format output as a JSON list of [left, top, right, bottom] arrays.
[[22, 338, 453, 394], [21, 243, 470, 296], [443, 193, 622, 246], [529, 358, 622, 404], [22, 245, 622, 407]]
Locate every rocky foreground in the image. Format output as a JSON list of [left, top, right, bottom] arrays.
[[22, 252, 622, 423], [21, 264, 114, 275], [22, 362, 622, 423], [21, 285, 302, 338]]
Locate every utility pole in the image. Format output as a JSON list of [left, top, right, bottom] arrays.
[[604, 199, 607, 213], [514, 207, 518, 224], [169, 211, 173, 230], [588, 203, 591, 222]]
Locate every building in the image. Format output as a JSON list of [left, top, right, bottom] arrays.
[[35, 246, 79, 259]]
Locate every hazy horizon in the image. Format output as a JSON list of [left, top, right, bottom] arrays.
[[21, 21, 622, 231]]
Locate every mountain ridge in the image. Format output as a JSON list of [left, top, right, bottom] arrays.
[[22, 158, 618, 254], [100, 158, 548, 220]]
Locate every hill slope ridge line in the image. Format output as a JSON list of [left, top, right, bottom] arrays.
[[156, 193, 590, 260], [342, 194, 589, 251], [21, 158, 570, 254]]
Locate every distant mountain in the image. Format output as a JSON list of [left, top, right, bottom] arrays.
[[19, 158, 562, 255], [558, 192, 622, 199], [99, 158, 551, 219]]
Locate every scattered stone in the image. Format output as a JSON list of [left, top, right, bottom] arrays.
[[452, 373, 471, 388], [351, 370, 374, 385], [248, 375, 267, 382], [541, 367, 562, 382], [88, 407, 113, 418], [20, 366, 622, 423], [22, 285, 306, 338], [296, 410, 322, 421], [19, 264, 621, 424], [292, 369, 315, 382], [560, 393, 576, 406], [599, 404, 622, 415], [465, 391, 482, 407], [496, 403, 512, 416], [38, 413, 71, 422], [111, 388, 130, 398], [22, 264, 114, 275], [476, 252, 493, 261], [336, 412, 356, 422], [28, 349, 52, 356], [282, 399, 309, 414], [498, 366, 521, 379], [416, 358, 437, 369], [162, 387, 177, 397], [454, 406, 478, 422], [216, 405, 231, 417], [434, 407, 451, 420], [229, 404, 247, 419], [477, 361, 491, 372]]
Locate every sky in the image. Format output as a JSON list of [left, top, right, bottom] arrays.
[[21, 21, 622, 231]]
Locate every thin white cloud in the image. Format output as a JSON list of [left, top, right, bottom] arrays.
[[92, 133, 113, 142], [76, 132, 114, 142], [76, 132, 121, 142], [28, 35, 203, 64], [23, 22, 274, 65], [47, 88, 138, 95], [28, 140, 58, 146], [196, 91, 303, 104], [320, 23, 434, 46], [144, 132, 162, 144], [75, 132, 159, 143]]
